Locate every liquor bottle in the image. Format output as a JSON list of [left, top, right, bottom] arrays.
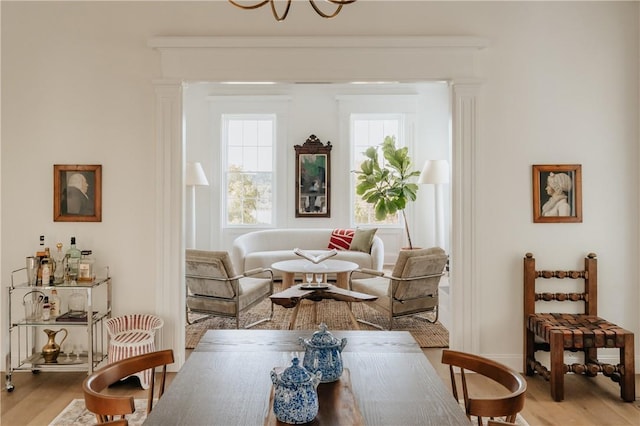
[[66, 237, 81, 283], [36, 240, 48, 285], [44, 247, 55, 282], [41, 259, 51, 285], [52, 243, 66, 284], [42, 296, 51, 321], [78, 250, 95, 282], [49, 289, 60, 317]]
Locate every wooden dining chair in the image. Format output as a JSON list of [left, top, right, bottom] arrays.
[[82, 349, 174, 424], [441, 349, 527, 426]]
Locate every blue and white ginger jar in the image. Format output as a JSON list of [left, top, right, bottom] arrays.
[[299, 322, 347, 383], [270, 357, 321, 424]]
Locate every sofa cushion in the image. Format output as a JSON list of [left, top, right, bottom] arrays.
[[349, 227, 378, 253], [327, 228, 355, 250]]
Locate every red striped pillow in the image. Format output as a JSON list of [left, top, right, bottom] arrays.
[[328, 229, 355, 251]]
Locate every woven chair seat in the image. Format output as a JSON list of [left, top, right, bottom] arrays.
[[528, 313, 632, 349]]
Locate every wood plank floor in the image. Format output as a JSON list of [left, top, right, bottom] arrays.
[[2, 348, 639, 425]]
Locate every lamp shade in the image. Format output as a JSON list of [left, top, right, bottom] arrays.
[[186, 162, 209, 186], [418, 160, 449, 185]]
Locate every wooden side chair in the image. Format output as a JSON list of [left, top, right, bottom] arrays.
[[348, 247, 447, 329], [524, 252, 635, 402], [441, 349, 527, 426], [83, 349, 174, 424], [185, 249, 274, 328]]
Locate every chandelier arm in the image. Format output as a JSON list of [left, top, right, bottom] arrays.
[[326, 0, 357, 4], [308, 0, 343, 19], [270, 0, 292, 21], [228, 0, 271, 11]]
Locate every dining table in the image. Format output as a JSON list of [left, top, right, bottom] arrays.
[[143, 329, 471, 425]]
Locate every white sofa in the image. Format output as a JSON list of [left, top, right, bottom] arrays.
[[231, 229, 384, 280]]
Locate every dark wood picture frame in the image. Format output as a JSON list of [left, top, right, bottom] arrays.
[[295, 135, 331, 218], [54, 164, 102, 222], [532, 164, 582, 223]]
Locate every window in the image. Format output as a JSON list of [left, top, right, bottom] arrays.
[[223, 115, 275, 225], [352, 114, 404, 226]]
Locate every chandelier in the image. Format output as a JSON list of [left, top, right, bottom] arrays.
[[228, 0, 357, 22]]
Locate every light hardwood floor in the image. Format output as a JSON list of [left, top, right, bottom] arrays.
[[2, 348, 639, 425]]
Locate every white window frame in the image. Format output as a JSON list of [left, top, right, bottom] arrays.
[[222, 113, 276, 227], [337, 95, 418, 229], [351, 113, 406, 227], [209, 95, 290, 229]]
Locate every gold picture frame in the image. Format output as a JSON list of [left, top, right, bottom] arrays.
[[295, 135, 331, 218], [53, 164, 102, 222], [532, 164, 582, 223]]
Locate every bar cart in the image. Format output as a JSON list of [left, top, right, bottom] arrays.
[[5, 268, 111, 392]]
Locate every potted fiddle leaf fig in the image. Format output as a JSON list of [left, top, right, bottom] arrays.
[[354, 135, 421, 249]]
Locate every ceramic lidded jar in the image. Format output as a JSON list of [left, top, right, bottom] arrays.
[[270, 357, 321, 424], [299, 322, 347, 383]]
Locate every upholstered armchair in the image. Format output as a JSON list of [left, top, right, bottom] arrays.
[[185, 249, 273, 329], [349, 247, 448, 330]]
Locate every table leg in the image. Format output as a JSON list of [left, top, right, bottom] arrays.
[[335, 272, 349, 289], [281, 272, 295, 289], [289, 304, 301, 330], [346, 302, 360, 330]]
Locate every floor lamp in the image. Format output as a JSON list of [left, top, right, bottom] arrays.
[[418, 160, 450, 249], [186, 162, 209, 249]]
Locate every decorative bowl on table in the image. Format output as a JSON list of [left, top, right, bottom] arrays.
[[299, 322, 347, 383], [271, 357, 321, 424]]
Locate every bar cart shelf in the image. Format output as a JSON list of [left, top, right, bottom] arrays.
[[5, 271, 111, 392]]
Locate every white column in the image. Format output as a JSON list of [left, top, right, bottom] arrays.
[[450, 80, 481, 354], [153, 80, 185, 369]]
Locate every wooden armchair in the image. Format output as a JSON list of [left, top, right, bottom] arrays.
[[186, 249, 273, 329], [441, 349, 527, 426], [524, 252, 635, 402], [82, 349, 174, 424], [349, 247, 447, 329]]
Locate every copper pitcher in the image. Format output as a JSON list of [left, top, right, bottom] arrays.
[[42, 328, 68, 363]]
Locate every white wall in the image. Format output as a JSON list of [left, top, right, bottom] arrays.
[[1, 1, 638, 371]]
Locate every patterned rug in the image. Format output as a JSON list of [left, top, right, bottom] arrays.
[[50, 399, 529, 426], [186, 284, 449, 349], [49, 398, 148, 426]]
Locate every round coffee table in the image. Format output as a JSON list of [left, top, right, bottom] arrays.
[[271, 259, 359, 289]]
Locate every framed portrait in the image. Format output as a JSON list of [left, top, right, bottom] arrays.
[[53, 164, 102, 222], [295, 135, 332, 218], [532, 164, 582, 223]]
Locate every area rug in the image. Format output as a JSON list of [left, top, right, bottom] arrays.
[[49, 398, 148, 426], [50, 398, 529, 426], [186, 285, 449, 349]]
